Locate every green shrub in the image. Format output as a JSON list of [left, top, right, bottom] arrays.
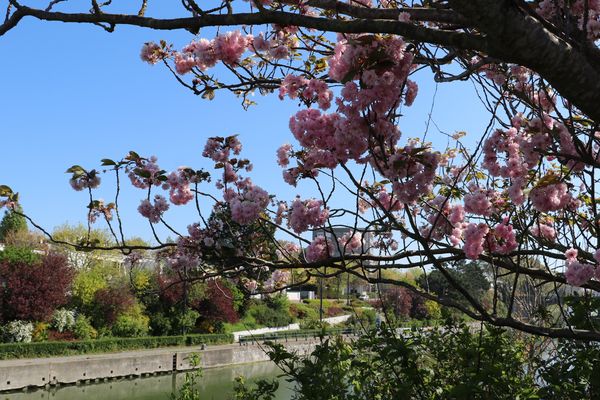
[[347, 308, 376, 329], [73, 315, 98, 340], [150, 311, 173, 336], [224, 314, 262, 333], [0, 246, 40, 265], [173, 308, 200, 335], [112, 304, 150, 337], [249, 303, 292, 327], [32, 322, 49, 342], [289, 302, 318, 321], [299, 319, 330, 330]]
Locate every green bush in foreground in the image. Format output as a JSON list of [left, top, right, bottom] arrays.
[[0, 333, 233, 360], [233, 323, 600, 400]]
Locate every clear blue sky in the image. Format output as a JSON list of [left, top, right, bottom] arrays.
[[0, 4, 488, 242]]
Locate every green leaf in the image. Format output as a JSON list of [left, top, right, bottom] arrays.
[[100, 158, 117, 166], [66, 165, 85, 174], [134, 168, 151, 178], [0, 185, 13, 196], [126, 151, 140, 161]]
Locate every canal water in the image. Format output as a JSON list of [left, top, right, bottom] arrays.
[[0, 362, 292, 400]]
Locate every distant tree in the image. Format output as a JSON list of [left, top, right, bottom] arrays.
[[196, 279, 239, 329], [90, 284, 135, 328], [51, 223, 117, 269], [418, 261, 490, 309], [3, 229, 45, 250], [381, 286, 429, 320], [381, 287, 414, 319], [71, 261, 123, 309], [0, 206, 27, 242], [0, 252, 74, 322]]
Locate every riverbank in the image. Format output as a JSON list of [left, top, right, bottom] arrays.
[[0, 340, 317, 392]]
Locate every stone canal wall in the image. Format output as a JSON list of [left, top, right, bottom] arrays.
[[0, 341, 317, 392]]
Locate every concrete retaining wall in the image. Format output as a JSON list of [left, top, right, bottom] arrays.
[[0, 342, 317, 392]]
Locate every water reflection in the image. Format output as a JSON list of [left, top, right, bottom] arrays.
[[1, 362, 291, 400]]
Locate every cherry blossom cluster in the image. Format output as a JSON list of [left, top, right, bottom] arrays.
[[174, 31, 249, 74], [376, 187, 403, 212], [305, 235, 333, 262], [227, 183, 270, 225], [279, 35, 442, 208], [463, 186, 497, 216], [480, 115, 583, 214], [486, 220, 518, 255], [87, 200, 114, 224], [142, 29, 300, 75], [563, 247, 600, 287], [463, 223, 490, 260], [202, 136, 243, 163], [166, 168, 195, 205], [531, 217, 557, 242], [279, 75, 333, 110], [276, 241, 301, 260], [529, 181, 572, 213], [287, 197, 329, 234], [127, 155, 164, 189], [381, 144, 440, 204], [140, 42, 168, 64], [69, 170, 101, 191], [338, 231, 363, 253], [421, 196, 465, 243], [264, 270, 291, 290], [138, 195, 170, 224], [166, 248, 201, 271]]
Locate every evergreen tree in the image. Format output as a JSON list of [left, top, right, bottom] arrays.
[[0, 206, 27, 242]]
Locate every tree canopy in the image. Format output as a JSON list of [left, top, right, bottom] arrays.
[[0, 205, 26, 242], [2, 1, 600, 342]]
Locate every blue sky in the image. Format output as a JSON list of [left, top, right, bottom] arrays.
[[0, 4, 489, 242]]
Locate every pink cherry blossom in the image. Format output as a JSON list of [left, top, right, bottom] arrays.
[[228, 182, 270, 225], [70, 173, 100, 191], [565, 262, 595, 287], [214, 31, 249, 65], [463, 223, 490, 260], [275, 201, 287, 225], [287, 197, 329, 233], [530, 182, 571, 212], [464, 188, 493, 216], [140, 42, 162, 64], [166, 168, 194, 205], [138, 195, 170, 223], [565, 247, 579, 263], [128, 156, 162, 189], [277, 144, 293, 167], [531, 220, 556, 241], [338, 231, 363, 253], [487, 222, 518, 255], [305, 236, 332, 262]]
